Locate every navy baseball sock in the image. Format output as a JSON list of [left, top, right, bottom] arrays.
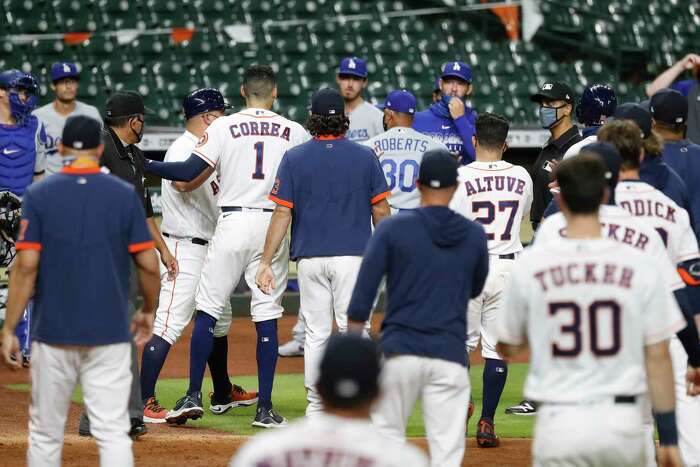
[[140, 334, 171, 401], [208, 336, 233, 399], [255, 319, 278, 410], [481, 358, 508, 422], [187, 311, 216, 397]]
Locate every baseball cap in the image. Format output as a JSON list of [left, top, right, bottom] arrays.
[[579, 141, 621, 189], [51, 62, 79, 82], [650, 88, 688, 125], [441, 61, 472, 83], [380, 89, 417, 115], [311, 88, 345, 116], [62, 115, 103, 150], [337, 57, 367, 79], [614, 102, 651, 138], [105, 91, 154, 119], [183, 88, 233, 120], [317, 334, 381, 408], [530, 81, 574, 104], [417, 149, 459, 188]]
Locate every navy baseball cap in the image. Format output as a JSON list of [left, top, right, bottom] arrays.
[[105, 90, 154, 119], [337, 57, 367, 79], [650, 88, 688, 125], [530, 81, 574, 104], [183, 88, 233, 120], [418, 149, 459, 188], [311, 88, 345, 116], [51, 62, 79, 82], [317, 334, 381, 408], [62, 115, 103, 150], [441, 61, 472, 83], [579, 141, 621, 189], [380, 90, 416, 115], [614, 103, 651, 138]]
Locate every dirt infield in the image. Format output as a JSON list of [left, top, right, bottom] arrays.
[[0, 315, 531, 466]]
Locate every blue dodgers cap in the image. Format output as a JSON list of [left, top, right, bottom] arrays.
[[441, 61, 472, 83], [650, 88, 688, 125], [380, 89, 417, 115], [337, 57, 367, 79], [51, 62, 79, 82], [311, 88, 345, 116]]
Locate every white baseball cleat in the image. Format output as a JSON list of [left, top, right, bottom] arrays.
[[278, 340, 304, 357]]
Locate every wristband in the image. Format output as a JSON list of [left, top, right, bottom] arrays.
[[654, 411, 678, 446]]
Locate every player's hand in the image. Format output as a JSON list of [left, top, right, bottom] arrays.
[[130, 311, 154, 347], [686, 366, 700, 396], [679, 53, 700, 70], [656, 446, 683, 467], [1, 330, 22, 370], [161, 249, 178, 281], [255, 263, 275, 295], [448, 96, 465, 119]]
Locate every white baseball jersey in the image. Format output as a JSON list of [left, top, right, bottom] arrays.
[[347, 101, 384, 142], [498, 237, 685, 403], [450, 160, 533, 255], [616, 180, 700, 264], [230, 413, 429, 467], [33, 101, 102, 175], [193, 108, 310, 209], [362, 126, 448, 210], [159, 131, 219, 240], [535, 204, 685, 292], [562, 134, 597, 160]]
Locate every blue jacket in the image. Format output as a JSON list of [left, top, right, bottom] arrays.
[[0, 115, 44, 196], [412, 98, 476, 164], [662, 140, 700, 240]]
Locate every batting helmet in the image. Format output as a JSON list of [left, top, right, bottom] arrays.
[[183, 88, 232, 120], [576, 84, 617, 126]]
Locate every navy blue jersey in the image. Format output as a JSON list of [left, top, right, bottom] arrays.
[[662, 140, 700, 239], [17, 165, 153, 345], [639, 155, 694, 230]]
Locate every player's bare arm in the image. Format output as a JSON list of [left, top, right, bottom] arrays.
[[1, 249, 39, 369], [131, 247, 160, 347], [646, 53, 700, 96], [172, 165, 216, 193], [255, 205, 292, 295], [147, 217, 178, 280], [347, 319, 365, 334], [371, 199, 390, 226]]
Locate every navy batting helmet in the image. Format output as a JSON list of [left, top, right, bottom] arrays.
[[576, 84, 617, 126], [183, 88, 232, 120]]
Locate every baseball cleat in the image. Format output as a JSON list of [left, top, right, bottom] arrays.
[[209, 385, 259, 414], [252, 406, 288, 428], [476, 418, 499, 448], [143, 396, 167, 424], [165, 392, 204, 425], [505, 399, 537, 416], [278, 340, 304, 357], [129, 419, 148, 439]]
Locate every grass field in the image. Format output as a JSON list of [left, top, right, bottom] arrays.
[[8, 363, 535, 438]]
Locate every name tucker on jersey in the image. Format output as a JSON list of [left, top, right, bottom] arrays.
[[557, 222, 650, 251], [228, 121, 292, 140], [463, 175, 527, 196], [533, 262, 634, 292]]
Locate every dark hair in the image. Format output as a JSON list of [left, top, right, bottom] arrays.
[[475, 112, 509, 150], [653, 119, 685, 137], [597, 120, 643, 170], [556, 154, 607, 214], [306, 114, 350, 137], [105, 114, 137, 128], [242, 65, 276, 99]]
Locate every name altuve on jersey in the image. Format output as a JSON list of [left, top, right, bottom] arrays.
[[463, 175, 527, 196]]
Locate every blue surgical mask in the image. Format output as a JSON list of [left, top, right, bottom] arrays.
[[539, 106, 560, 129]]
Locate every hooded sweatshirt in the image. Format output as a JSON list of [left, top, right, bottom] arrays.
[[347, 206, 489, 365], [412, 97, 477, 164]]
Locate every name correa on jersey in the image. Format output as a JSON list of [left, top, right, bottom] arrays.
[[228, 121, 293, 140]]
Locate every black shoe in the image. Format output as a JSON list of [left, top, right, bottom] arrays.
[[78, 412, 91, 437], [251, 406, 287, 428], [165, 392, 204, 425], [129, 418, 147, 439], [505, 399, 537, 416]]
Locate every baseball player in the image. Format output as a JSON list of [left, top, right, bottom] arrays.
[[561, 84, 617, 160], [255, 88, 390, 416], [33, 61, 102, 176], [145, 65, 309, 427], [336, 56, 384, 142], [347, 149, 489, 467], [363, 89, 448, 212], [413, 61, 477, 164], [138, 88, 257, 424], [230, 335, 429, 467], [449, 113, 533, 447], [498, 154, 685, 467]]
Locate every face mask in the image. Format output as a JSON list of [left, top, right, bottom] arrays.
[[130, 118, 144, 143], [8, 90, 38, 125], [539, 105, 565, 129]]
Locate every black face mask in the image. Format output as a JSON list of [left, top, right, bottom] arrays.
[[130, 117, 144, 144]]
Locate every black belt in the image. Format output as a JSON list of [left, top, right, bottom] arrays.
[[498, 253, 515, 260], [614, 395, 636, 404], [221, 206, 274, 213], [162, 232, 208, 246]]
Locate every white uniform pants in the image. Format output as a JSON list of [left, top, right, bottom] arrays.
[[28, 341, 132, 467], [467, 257, 515, 360], [533, 401, 646, 467], [153, 236, 209, 345], [371, 355, 470, 467], [670, 336, 700, 466], [297, 256, 368, 415], [196, 211, 289, 332]]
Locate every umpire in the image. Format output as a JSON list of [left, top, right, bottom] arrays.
[[347, 149, 489, 467], [1, 116, 159, 467]]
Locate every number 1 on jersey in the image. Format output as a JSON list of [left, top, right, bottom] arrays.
[[252, 141, 265, 180]]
